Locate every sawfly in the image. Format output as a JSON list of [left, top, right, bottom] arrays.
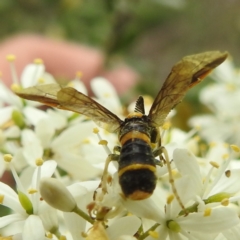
[[14, 51, 228, 202]]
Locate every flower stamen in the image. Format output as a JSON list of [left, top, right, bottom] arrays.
[[0, 194, 4, 203], [203, 208, 212, 216], [6, 54, 19, 84], [148, 230, 159, 238], [230, 144, 240, 152]]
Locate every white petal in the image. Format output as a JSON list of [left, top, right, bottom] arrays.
[[0, 81, 22, 107], [63, 212, 86, 240], [11, 148, 28, 172], [189, 114, 215, 129], [194, 120, 229, 144], [199, 84, 240, 117], [157, 224, 168, 240], [168, 231, 189, 240], [0, 106, 15, 125], [4, 125, 21, 138], [41, 72, 56, 84], [56, 151, 101, 180], [123, 198, 164, 222], [214, 233, 227, 240], [0, 154, 5, 177], [0, 214, 25, 228], [51, 121, 93, 150], [209, 168, 240, 196], [179, 207, 239, 233], [173, 149, 202, 196], [38, 202, 58, 231], [71, 79, 88, 95], [221, 223, 240, 240], [181, 231, 217, 240], [40, 160, 57, 178], [22, 215, 45, 240], [21, 129, 43, 165], [199, 85, 224, 107], [12, 233, 23, 240], [19, 166, 35, 190], [205, 142, 229, 163], [0, 182, 24, 213], [107, 216, 141, 240], [67, 182, 90, 198], [35, 118, 55, 148], [170, 175, 198, 216], [46, 108, 67, 130], [0, 221, 25, 237], [23, 106, 48, 126], [29, 160, 57, 190], [91, 77, 122, 114], [211, 59, 236, 83], [21, 64, 45, 88]]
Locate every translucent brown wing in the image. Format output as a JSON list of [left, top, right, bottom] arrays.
[[14, 84, 123, 132], [14, 84, 64, 108], [148, 51, 228, 127], [57, 87, 123, 133]]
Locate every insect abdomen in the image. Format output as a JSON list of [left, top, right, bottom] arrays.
[[118, 136, 157, 200]]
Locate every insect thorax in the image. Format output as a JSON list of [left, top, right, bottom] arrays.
[[118, 114, 156, 146]]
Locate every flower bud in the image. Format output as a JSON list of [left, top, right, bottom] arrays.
[[18, 191, 33, 214], [205, 192, 233, 204], [12, 110, 25, 129], [40, 178, 76, 212]]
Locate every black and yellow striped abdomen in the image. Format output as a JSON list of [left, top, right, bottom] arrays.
[[118, 115, 157, 200]]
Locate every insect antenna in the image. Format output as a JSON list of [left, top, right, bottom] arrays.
[[134, 96, 145, 114]]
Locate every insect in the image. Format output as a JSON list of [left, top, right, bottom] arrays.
[[14, 51, 228, 202]]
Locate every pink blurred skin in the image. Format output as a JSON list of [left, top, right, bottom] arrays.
[[0, 35, 138, 94]]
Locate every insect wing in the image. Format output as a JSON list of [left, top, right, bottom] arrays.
[[148, 51, 228, 127], [14, 83, 63, 108], [57, 87, 123, 133]]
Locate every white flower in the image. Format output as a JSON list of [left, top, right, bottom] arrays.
[[50, 120, 118, 181], [189, 58, 240, 145], [2, 57, 240, 240], [2, 57, 120, 180], [84, 217, 140, 240], [51, 77, 120, 180], [64, 180, 141, 240], [0, 58, 61, 174], [91, 77, 123, 116], [119, 148, 240, 240], [0, 158, 58, 239]]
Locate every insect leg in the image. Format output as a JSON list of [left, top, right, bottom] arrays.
[[113, 146, 121, 154], [154, 146, 186, 211], [94, 153, 119, 200], [101, 153, 119, 194]]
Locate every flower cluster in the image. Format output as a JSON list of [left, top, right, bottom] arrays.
[[189, 57, 240, 146], [0, 56, 240, 240]]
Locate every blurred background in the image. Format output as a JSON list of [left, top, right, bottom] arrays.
[[0, 0, 239, 128]]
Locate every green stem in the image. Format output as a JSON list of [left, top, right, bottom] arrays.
[[138, 223, 160, 240], [72, 205, 95, 224]]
